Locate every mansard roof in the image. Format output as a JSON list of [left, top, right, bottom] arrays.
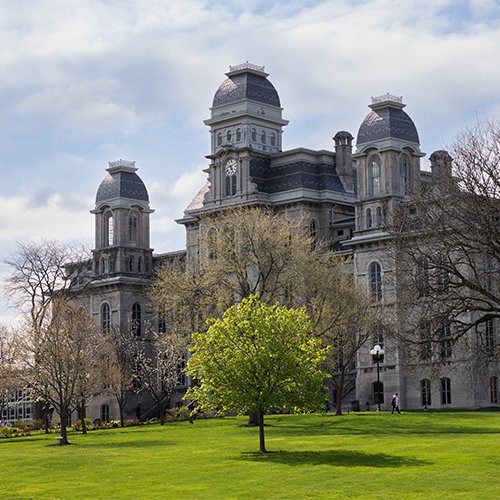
[[96, 160, 149, 203]]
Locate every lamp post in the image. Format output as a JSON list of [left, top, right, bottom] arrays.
[[370, 344, 385, 411]]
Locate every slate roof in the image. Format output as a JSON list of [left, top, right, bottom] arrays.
[[250, 157, 348, 194], [96, 170, 149, 203], [212, 72, 281, 108], [357, 107, 419, 144]]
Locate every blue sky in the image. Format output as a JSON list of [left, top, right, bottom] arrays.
[[0, 0, 499, 323]]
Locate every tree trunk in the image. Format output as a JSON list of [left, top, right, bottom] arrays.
[[79, 400, 87, 434], [258, 411, 266, 454], [59, 406, 70, 445], [118, 401, 125, 428], [248, 412, 259, 426]]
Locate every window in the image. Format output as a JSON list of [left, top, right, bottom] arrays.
[[369, 262, 382, 301], [261, 131, 266, 144], [104, 212, 114, 246], [100, 256, 106, 274], [440, 377, 451, 404], [217, 133, 222, 146], [372, 325, 384, 349], [137, 257, 142, 273], [436, 255, 449, 289], [128, 255, 135, 272], [372, 381, 384, 405], [309, 219, 318, 248], [368, 155, 381, 197], [251, 128, 257, 142], [129, 214, 138, 244], [225, 172, 236, 196], [100, 404, 110, 422], [376, 206, 383, 227], [177, 356, 187, 387], [439, 324, 452, 358], [132, 303, 142, 337], [490, 377, 498, 404], [226, 130, 232, 142], [236, 128, 241, 141], [418, 257, 430, 297], [207, 228, 218, 260], [270, 133, 276, 146], [482, 255, 493, 291], [366, 208, 372, 228], [101, 303, 111, 333], [421, 379, 431, 407], [158, 314, 167, 333], [419, 320, 432, 360], [399, 154, 410, 194], [480, 319, 495, 350]]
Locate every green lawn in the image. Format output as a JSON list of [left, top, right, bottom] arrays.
[[0, 411, 498, 499]]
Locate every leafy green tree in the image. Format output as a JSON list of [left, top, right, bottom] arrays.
[[186, 296, 327, 453]]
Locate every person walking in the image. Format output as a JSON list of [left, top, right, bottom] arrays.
[[391, 393, 401, 414]]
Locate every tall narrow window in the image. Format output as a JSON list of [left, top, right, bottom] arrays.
[[100, 256, 106, 274], [129, 214, 138, 244], [128, 255, 135, 272], [137, 257, 142, 273], [366, 208, 372, 228], [251, 128, 257, 142], [419, 319, 432, 360], [369, 262, 382, 301], [225, 174, 236, 196], [376, 206, 383, 226], [372, 381, 384, 406], [482, 255, 493, 291], [436, 254, 449, 289], [270, 133, 276, 146], [236, 128, 241, 141], [399, 154, 409, 194], [421, 379, 431, 407], [439, 324, 452, 358], [490, 377, 498, 404], [482, 319, 495, 350], [132, 303, 141, 337], [217, 133, 222, 146], [101, 303, 111, 333], [309, 219, 318, 248], [100, 404, 110, 422], [418, 257, 430, 297], [440, 377, 451, 404], [261, 131, 266, 144], [158, 314, 167, 333], [177, 355, 187, 387], [368, 155, 381, 197], [105, 212, 114, 246], [226, 130, 232, 142]]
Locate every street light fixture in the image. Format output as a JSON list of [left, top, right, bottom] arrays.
[[370, 344, 385, 411]]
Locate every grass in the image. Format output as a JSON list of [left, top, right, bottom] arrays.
[[0, 411, 498, 499]]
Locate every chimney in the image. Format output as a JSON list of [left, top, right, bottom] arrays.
[[334, 131, 354, 193]]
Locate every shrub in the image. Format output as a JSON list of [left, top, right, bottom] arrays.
[[0, 426, 21, 439], [72, 418, 93, 432]]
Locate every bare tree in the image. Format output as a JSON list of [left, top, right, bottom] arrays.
[[100, 329, 137, 427], [0, 324, 18, 418], [393, 120, 500, 364], [133, 330, 187, 425], [16, 303, 102, 444]]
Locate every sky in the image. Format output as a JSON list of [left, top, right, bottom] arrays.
[[0, 0, 499, 323]]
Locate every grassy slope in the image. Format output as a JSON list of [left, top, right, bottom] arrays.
[[0, 412, 498, 499]]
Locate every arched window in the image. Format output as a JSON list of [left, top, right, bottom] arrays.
[[251, 128, 257, 142], [177, 355, 187, 387], [421, 379, 431, 407], [419, 319, 432, 360], [480, 319, 495, 350], [399, 154, 410, 194], [158, 314, 167, 333], [100, 404, 110, 422], [376, 206, 383, 226], [368, 155, 381, 197], [132, 303, 141, 337], [101, 303, 111, 333], [100, 256, 106, 274], [366, 208, 372, 228], [128, 255, 135, 272], [137, 257, 142, 273], [129, 214, 138, 244], [236, 128, 241, 141], [104, 212, 114, 246], [217, 133, 222, 146], [440, 377, 451, 404], [261, 131, 266, 144], [226, 130, 232, 142], [369, 262, 382, 301], [270, 133, 276, 146]]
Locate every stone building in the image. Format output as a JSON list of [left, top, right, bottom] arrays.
[[66, 62, 497, 423]]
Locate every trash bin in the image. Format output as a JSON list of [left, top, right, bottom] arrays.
[[351, 400, 360, 412]]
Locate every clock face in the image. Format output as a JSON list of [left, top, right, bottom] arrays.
[[225, 159, 237, 175]]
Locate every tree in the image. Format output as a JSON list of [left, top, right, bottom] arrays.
[[301, 255, 382, 415], [186, 296, 327, 453], [0, 324, 18, 417], [393, 120, 500, 364], [100, 329, 137, 427], [16, 304, 103, 444], [133, 330, 187, 425]]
